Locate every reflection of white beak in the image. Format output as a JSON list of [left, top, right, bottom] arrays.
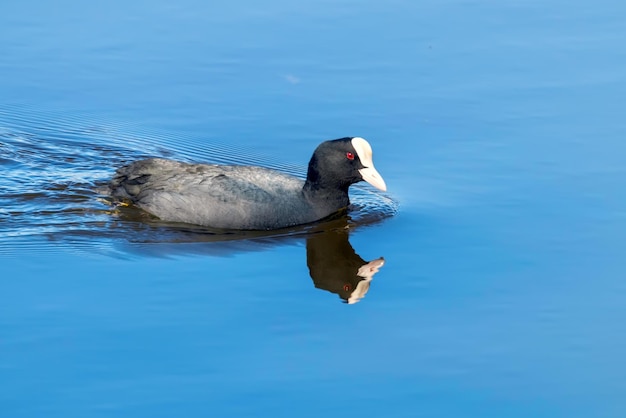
[[357, 257, 385, 278], [348, 257, 385, 304], [351, 137, 387, 192], [347, 280, 371, 304], [359, 166, 387, 191]]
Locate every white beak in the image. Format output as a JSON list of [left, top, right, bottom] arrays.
[[359, 166, 387, 191], [352, 137, 387, 192]]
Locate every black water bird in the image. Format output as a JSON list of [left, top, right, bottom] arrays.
[[107, 137, 386, 230]]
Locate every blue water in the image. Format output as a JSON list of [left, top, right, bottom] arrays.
[[2, 1, 626, 417]]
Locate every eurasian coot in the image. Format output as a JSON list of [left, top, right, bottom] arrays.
[[107, 137, 386, 230]]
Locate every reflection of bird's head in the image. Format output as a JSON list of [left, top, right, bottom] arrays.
[[306, 228, 385, 304]]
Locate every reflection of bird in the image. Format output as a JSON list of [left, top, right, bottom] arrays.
[[106, 137, 386, 230], [306, 228, 385, 304]]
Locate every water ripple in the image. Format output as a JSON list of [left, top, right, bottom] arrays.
[[0, 106, 397, 256]]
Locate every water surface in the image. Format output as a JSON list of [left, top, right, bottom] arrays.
[[1, 0, 626, 417]]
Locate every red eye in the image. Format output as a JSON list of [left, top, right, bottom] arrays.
[[346, 152, 355, 160]]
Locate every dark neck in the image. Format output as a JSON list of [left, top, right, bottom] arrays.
[[302, 180, 351, 211], [303, 152, 352, 211]]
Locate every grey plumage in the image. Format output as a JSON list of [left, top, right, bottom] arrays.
[[106, 138, 386, 230]]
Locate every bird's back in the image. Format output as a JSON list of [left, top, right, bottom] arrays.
[[108, 158, 315, 229]]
